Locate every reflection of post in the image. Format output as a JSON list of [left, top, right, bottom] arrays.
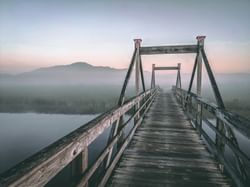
[[196, 36, 205, 134], [134, 39, 142, 123], [215, 118, 225, 171], [215, 118, 225, 151]]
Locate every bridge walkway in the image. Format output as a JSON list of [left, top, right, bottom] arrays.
[[107, 92, 233, 187]]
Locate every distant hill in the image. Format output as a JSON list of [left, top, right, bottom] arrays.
[[0, 62, 147, 86], [0, 62, 250, 93]]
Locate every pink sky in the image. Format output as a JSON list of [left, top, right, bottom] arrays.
[[0, 1, 249, 74], [1, 40, 249, 74]]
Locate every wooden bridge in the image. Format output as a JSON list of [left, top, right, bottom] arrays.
[[1, 36, 250, 187]]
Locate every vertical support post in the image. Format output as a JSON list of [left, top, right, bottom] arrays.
[[177, 63, 184, 107], [196, 36, 205, 134], [134, 39, 141, 95], [177, 63, 182, 89], [134, 39, 142, 124], [175, 69, 179, 89], [153, 66, 155, 88], [139, 55, 146, 92], [71, 147, 88, 186], [151, 64, 155, 89], [81, 148, 88, 186]]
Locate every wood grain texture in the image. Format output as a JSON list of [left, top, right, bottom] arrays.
[[107, 92, 233, 187], [140, 45, 197, 55], [154, 67, 178, 70]]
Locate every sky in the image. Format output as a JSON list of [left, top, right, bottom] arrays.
[[0, 0, 250, 74]]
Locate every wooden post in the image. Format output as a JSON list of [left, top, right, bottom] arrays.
[[177, 63, 184, 107], [139, 55, 146, 92], [134, 39, 142, 123], [151, 64, 155, 89], [106, 123, 118, 169], [196, 36, 205, 134], [153, 66, 155, 88], [196, 37, 204, 96], [134, 39, 141, 95], [71, 147, 88, 186], [81, 148, 88, 186], [177, 63, 182, 89]]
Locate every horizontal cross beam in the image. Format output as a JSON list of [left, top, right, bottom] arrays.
[[140, 45, 198, 55], [154, 67, 179, 70]]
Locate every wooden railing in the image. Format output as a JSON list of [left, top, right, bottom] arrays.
[[173, 86, 250, 187], [0, 88, 157, 187]]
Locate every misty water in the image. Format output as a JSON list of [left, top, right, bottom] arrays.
[[0, 113, 98, 174]]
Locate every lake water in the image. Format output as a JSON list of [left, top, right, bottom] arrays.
[[0, 113, 98, 174]]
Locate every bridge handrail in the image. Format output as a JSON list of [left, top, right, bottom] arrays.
[[0, 88, 157, 187], [172, 86, 250, 187], [173, 86, 250, 137]]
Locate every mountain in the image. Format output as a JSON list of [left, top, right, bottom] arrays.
[[0, 62, 142, 86], [0, 62, 249, 94], [32, 62, 120, 73]]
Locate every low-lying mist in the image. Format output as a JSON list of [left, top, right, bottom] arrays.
[[0, 62, 249, 119]]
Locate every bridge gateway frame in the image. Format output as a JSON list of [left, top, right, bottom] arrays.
[[104, 36, 250, 186], [121, 36, 250, 186], [150, 63, 182, 90], [1, 37, 250, 187], [141, 36, 249, 186]]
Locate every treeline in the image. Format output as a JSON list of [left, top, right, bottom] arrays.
[[0, 97, 117, 114], [1, 84, 249, 118], [225, 99, 250, 120], [0, 85, 136, 114]]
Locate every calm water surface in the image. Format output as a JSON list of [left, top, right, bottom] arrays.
[[0, 113, 98, 174]]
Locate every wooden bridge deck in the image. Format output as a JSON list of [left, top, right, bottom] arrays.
[[107, 92, 233, 187]]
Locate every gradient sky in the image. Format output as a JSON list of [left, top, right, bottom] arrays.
[[0, 0, 250, 74]]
